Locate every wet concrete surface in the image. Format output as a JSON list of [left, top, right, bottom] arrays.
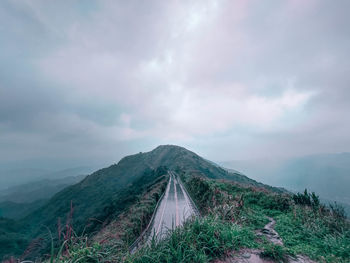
[[148, 172, 194, 240]]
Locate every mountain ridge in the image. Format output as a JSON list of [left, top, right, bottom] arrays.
[[1, 145, 286, 259]]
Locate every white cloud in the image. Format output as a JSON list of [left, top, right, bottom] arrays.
[[1, 0, 349, 166]]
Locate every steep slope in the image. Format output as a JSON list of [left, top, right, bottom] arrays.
[[2, 145, 282, 260], [25, 145, 281, 230], [143, 145, 284, 192]]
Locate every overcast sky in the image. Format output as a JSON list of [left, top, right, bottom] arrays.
[[0, 0, 349, 170]]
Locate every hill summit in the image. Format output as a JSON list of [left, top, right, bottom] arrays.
[[2, 145, 280, 259]]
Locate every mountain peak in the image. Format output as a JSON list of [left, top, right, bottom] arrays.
[[152, 144, 188, 152]]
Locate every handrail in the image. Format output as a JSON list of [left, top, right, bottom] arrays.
[[129, 173, 170, 253], [129, 171, 201, 253], [172, 171, 201, 217]]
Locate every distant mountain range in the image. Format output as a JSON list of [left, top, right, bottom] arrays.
[[0, 174, 87, 203], [0, 166, 95, 190], [220, 152, 350, 213], [0, 174, 86, 219]]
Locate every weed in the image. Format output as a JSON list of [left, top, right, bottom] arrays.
[[260, 244, 289, 262], [126, 216, 257, 263]]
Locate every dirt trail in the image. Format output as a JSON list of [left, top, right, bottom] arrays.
[[214, 217, 316, 263], [257, 217, 283, 246]]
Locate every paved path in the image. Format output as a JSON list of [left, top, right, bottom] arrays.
[[148, 171, 195, 240]]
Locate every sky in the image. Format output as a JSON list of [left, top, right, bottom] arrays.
[[0, 0, 349, 171]]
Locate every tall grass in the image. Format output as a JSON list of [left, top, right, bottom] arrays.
[[275, 206, 350, 262], [183, 175, 350, 263], [19, 174, 349, 263], [44, 176, 168, 263], [126, 216, 257, 263]]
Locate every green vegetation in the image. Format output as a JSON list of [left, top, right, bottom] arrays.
[[126, 216, 257, 263], [126, 174, 299, 263], [22, 171, 350, 262], [0, 218, 29, 258], [38, 169, 168, 263], [260, 243, 290, 262], [222, 153, 350, 216], [275, 206, 349, 262], [0, 199, 47, 219], [1, 146, 349, 262], [292, 189, 320, 208], [182, 175, 350, 262], [1, 145, 279, 260], [0, 166, 168, 260]]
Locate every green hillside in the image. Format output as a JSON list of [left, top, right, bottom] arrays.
[[128, 176, 349, 263], [0, 145, 308, 261], [0, 199, 47, 219]]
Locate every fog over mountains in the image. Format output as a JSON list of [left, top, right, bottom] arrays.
[[220, 152, 350, 212], [0, 166, 96, 190]]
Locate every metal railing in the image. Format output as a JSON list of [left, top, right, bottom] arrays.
[[173, 171, 201, 217], [129, 170, 201, 253], [129, 173, 170, 253]]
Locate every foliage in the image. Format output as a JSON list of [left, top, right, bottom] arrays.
[[1, 146, 349, 262], [292, 189, 320, 209], [184, 175, 350, 263], [0, 218, 29, 259], [275, 205, 350, 262], [260, 244, 290, 262], [0, 166, 168, 260], [0, 145, 282, 259], [329, 202, 347, 220], [40, 171, 168, 263], [126, 216, 257, 263]]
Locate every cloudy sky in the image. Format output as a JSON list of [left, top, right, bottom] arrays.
[[0, 0, 349, 170]]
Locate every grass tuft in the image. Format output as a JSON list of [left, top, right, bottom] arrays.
[[126, 216, 257, 263]]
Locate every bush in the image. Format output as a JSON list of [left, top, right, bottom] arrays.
[[126, 216, 257, 263], [329, 202, 346, 220], [261, 244, 289, 262], [293, 189, 320, 209]]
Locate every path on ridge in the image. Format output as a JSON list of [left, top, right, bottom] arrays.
[[148, 171, 196, 240]]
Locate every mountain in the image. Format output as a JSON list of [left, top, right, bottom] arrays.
[[1, 145, 283, 259], [220, 152, 350, 213], [0, 200, 47, 219], [0, 175, 87, 220], [0, 168, 52, 190], [42, 167, 96, 180], [0, 167, 95, 190], [126, 145, 284, 191], [0, 175, 86, 204]]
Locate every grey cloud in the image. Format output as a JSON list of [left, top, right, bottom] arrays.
[[0, 0, 349, 172]]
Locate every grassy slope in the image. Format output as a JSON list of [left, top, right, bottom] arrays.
[[144, 145, 285, 193], [0, 166, 167, 260], [129, 175, 349, 263], [17, 145, 281, 240], [4, 145, 345, 262], [46, 175, 168, 263]]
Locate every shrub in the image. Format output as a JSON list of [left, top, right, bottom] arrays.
[[126, 216, 257, 263], [261, 244, 289, 262], [293, 189, 320, 210]]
